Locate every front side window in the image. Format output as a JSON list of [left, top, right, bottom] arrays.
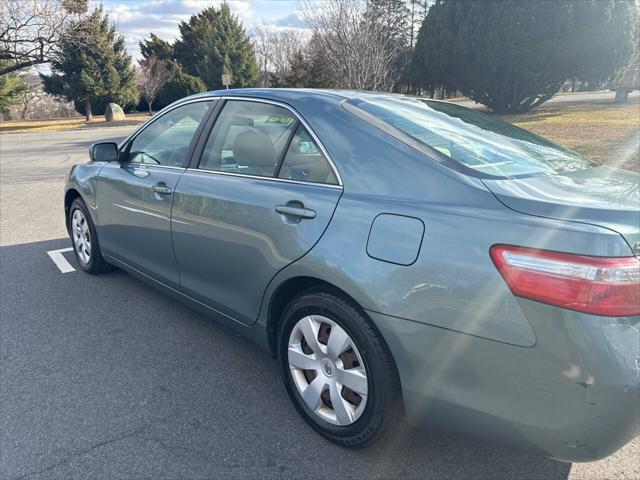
[[128, 101, 212, 167], [278, 125, 338, 185], [199, 100, 297, 177], [348, 96, 594, 178]]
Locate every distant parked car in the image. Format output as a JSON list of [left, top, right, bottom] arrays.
[[64, 89, 639, 461]]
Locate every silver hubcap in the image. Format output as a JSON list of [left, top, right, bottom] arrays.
[[288, 315, 368, 426], [71, 209, 91, 265]]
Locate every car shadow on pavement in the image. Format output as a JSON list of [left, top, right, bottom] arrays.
[[0, 238, 572, 480]]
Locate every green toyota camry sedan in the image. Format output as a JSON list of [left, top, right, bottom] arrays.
[[64, 89, 639, 461]]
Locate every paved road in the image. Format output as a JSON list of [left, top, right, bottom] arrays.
[[0, 125, 134, 246], [1, 125, 639, 479]]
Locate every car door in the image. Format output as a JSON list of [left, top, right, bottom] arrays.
[[97, 99, 215, 288], [171, 99, 343, 325]]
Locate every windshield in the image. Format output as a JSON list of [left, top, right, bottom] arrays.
[[348, 97, 595, 178]]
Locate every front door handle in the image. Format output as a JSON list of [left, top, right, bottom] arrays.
[[152, 184, 173, 195], [275, 205, 316, 219]]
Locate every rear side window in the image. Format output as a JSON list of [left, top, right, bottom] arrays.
[[199, 100, 297, 177], [278, 125, 338, 185], [347, 97, 594, 178]]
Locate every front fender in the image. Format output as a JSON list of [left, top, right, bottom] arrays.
[[64, 162, 106, 233]]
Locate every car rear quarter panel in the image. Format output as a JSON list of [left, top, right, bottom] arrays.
[[263, 189, 632, 347], [258, 104, 633, 347]]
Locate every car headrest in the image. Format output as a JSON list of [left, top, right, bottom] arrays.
[[233, 129, 277, 168], [229, 116, 254, 127]]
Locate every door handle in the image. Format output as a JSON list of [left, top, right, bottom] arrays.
[[151, 184, 173, 195], [275, 205, 316, 219]]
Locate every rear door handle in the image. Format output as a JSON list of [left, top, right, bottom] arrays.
[[275, 205, 316, 219], [152, 184, 173, 195]]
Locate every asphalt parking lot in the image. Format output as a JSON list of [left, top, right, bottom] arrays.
[[1, 126, 639, 479]]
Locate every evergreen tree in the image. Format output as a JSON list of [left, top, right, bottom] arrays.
[[139, 33, 174, 61], [157, 63, 207, 106], [367, 0, 413, 91], [283, 50, 310, 88], [367, 0, 411, 47], [173, 4, 258, 89], [305, 35, 337, 89], [0, 62, 29, 118], [411, 0, 638, 113], [41, 7, 136, 120]]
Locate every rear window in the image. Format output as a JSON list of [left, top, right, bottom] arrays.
[[347, 97, 594, 178]]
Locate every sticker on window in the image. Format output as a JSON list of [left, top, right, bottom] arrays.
[[265, 116, 294, 124]]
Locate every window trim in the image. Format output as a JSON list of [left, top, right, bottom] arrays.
[[192, 97, 343, 188], [184, 167, 343, 190], [118, 98, 219, 170], [273, 119, 301, 179]]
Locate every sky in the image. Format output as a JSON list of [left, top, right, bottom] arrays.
[[97, 0, 307, 59]]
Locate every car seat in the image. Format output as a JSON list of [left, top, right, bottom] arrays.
[[232, 129, 278, 176]]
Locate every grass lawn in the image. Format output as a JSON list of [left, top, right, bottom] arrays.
[[500, 99, 639, 173], [0, 113, 148, 133]]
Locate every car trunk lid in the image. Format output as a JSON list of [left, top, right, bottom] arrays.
[[482, 165, 640, 254]]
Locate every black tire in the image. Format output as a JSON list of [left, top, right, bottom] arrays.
[[69, 197, 111, 274], [278, 287, 402, 448]]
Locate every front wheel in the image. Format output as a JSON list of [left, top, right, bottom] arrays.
[[278, 288, 402, 448], [69, 197, 110, 274]]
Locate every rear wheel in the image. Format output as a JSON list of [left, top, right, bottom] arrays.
[[69, 197, 110, 274], [278, 288, 402, 448]]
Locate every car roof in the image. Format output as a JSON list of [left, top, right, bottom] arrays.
[[184, 88, 442, 109]]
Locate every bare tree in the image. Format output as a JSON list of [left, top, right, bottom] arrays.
[[272, 30, 305, 81], [0, 0, 88, 76], [18, 84, 32, 118], [252, 23, 275, 87], [16, 70, 38, 118], [137, 56, 174, 115], [252, 23, 306, 86], [301, 0, 401, 91]]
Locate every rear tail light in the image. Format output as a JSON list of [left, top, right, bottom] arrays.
[[490, 245, 640, 317]]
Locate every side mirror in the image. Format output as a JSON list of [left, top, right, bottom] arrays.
[[90, 142, 119, 162]]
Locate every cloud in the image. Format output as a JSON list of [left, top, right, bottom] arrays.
[[99, 0, 311, 60], [274, 12, 305, 28]]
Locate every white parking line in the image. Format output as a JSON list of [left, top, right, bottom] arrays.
[[47, 247, 75, 273]]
